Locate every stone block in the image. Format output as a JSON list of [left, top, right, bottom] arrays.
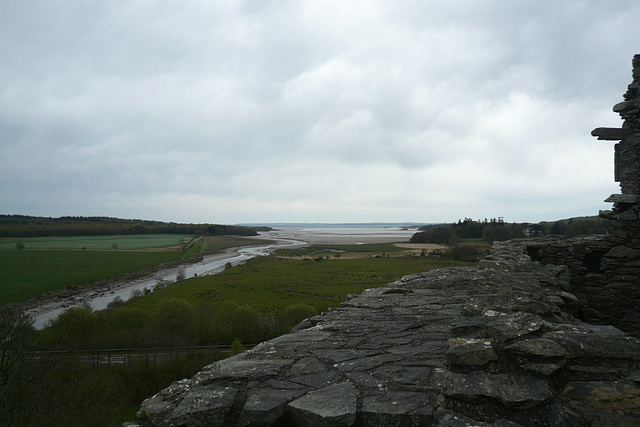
[[443, 371, 552, 409], [287, 382, 358, 427]]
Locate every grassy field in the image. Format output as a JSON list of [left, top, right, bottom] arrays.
[[275, 242, 407, 258], [33, 244, 473, 427], [0, 234, 274, 304], [129, 255, 471, 316], [0, 250, 183, 304], [0, 234, 194, 250], [201, 236, 275, 255]]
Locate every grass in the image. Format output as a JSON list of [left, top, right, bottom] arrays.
[[201, 236, 276, 255], [276, 242, 405, 258], [0, 234, 281, 305], [0, 250, 184, 304], [129, 255, 473, 315], [0, 234, 194, 250]]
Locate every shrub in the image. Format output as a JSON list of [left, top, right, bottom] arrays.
[[283, 304, 317, 330], [450, 244, 489, 262]]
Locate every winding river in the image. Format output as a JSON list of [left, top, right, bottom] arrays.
[[27, 226, 417, 329], [28, 235, 305, 329]]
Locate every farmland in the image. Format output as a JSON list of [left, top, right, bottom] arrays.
[[0, 234, 271, 304], [0, 233, 193, 250]]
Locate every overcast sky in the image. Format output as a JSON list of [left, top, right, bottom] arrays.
[[1, 1, 638, 224]]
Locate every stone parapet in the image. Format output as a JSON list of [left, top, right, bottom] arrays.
[[136, 238, 640, 426]]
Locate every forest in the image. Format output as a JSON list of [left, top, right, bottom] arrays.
[[0, 215, 268, 238], [410, 216, 612, 245]]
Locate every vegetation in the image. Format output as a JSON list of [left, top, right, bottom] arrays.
[[275, 242, 405, 258], [40, 255, 472, 350], [0, 235, 273, 305], [0, 250, 183, 304], [0, 300, 226, 426], [412, 216, 611, 246], [0, 234, 193, 250], [0, 247, 472, 426], [0, 215, 268, 238]]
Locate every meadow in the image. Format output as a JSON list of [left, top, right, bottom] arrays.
[[0, 250, 184, 304], [0, 233, 193, 250], [6, 239, 472, 426], [39, 252, 473, 350], [0, 234, 272, 304]]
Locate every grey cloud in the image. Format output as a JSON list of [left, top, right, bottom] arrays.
[[0, 1, 638, 223]]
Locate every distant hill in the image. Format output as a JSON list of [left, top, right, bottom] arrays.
[[0, 215, 269, 238]]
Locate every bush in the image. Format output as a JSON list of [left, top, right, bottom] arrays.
[[283, 304, 317, 330], [450, 244, 489, 262]]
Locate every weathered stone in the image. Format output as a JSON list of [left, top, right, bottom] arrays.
[[287, 382, 358, 427], [138, 378, 191, 425], [485, 312, 545, 341], [360, 391, 433, 426], [563, 381, 640, 423], [523, 362, 564, 376], [591, 127, 635, 140], [334, 353, 401, 372], [443, 371, 552, 408], [505, 338, 567, 358], [543, 330, 640, 359], [605, 245, 640, 258], [433, 409, 524, 426], [446, 338, 497, 366], [166, 385, 239, 427], [193, 357, 295, 384], [238, 388, 306, 427], [605, 193, 640, 203], [287, 372, 339, 389]]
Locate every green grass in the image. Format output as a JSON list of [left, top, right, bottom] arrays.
[[276, 242, 405, 258], [0, 234, 194, 250], [0, 250, 183, 304], [201, 236, 276, 255], [129, 255, 472, 315]]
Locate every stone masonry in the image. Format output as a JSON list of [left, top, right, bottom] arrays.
[[135, 57, 640, 426], [136, 241, 640, 426]]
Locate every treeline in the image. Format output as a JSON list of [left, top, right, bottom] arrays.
[[0, 303, 231, 426], [411, 216, 611, 245], [0, 215, 269, 238], [1, 299, 318, 425], [38, 299, 317, 350]]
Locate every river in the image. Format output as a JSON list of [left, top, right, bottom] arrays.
[[27, 226, 417, 329]]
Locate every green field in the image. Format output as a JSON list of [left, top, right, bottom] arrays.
[[130, 255, 470, 316], [0, 234, 194, 250], [0, 235, 280, 305], [276, 242, 407, 258], [40, 253, 473, 351], [0, 250, 184, 304]]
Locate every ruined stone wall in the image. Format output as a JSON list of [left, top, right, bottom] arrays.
[[512, 235, 640, 335], [134, 238, 640, 427], [130, 56, 640, 427]]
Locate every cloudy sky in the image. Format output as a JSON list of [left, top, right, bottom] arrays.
[[1, 1, 638, 224]]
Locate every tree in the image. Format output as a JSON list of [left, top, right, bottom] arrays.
[[14, 242, 24, 250], [0, 304, 38, 423]]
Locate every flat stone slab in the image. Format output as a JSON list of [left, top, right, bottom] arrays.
[[287, 382, 358, 427], [443, 371, 552, 409], [138, 243, 640, 426]]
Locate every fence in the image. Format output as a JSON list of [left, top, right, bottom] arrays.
[[32, 343, 257, 368]]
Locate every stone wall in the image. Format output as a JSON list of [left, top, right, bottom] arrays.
[[131, 56, 640, 427], [135, 238, 640, 426]]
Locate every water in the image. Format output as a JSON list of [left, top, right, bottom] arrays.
[[29, 236, 304, 329], [28, 226, 417, 329]]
